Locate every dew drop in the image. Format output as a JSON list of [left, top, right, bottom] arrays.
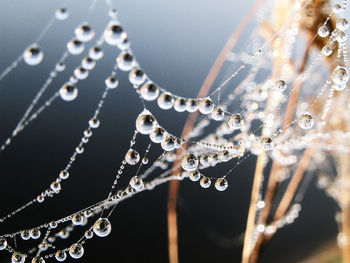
[[181, 153, 199, 172], [321, 45, 332, 56], [129, 176, 144, 191], [150, 127, 165, 143], [200, 177, 211, 188], [55, 250, 67, 262], [157, 93, 174, 110], [189, 170, 201, 182], [228, 113, 243, 129], [69, 243, 84, 259], [23, 45, 43, 66], [298, 113, 314, 130], [89, 46, 104, 60], [0, 238, 7, 250], [75, 23, 94, 42], [199, 98, 214, 114], [186, 99, 198, 112], [174, 98, 187, 112], [215, 178, 228, 191], [67, 39, 84, 55], [93, 218, 112, 237], [129, 68, 146, 85], [31, 256, 45, 263], [117, 52, 135, 71], [332, 66, 349, 85], [136, 112, 157, 134], [104, 23, 127, 46], [318, 25, 329, 37], [140, 83, 159, 101], [274, 80, 287, 91], [59, 84, 78, 101], [161, 135, 176, 151], [82, 57, 96, 70], [11, 252, 26, 263], [211, 107, 224, 121], [55, 8, 69, 20], [105, 77, 119, 89], [125, 149, 140, 165]]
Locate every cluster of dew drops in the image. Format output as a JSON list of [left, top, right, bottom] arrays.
[[1, 1, 350, 262]]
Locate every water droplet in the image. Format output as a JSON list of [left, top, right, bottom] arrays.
[[174, 98, 187, 112], [89, 117, 100, 128], [82, 57, 96, 70], [59, 84, 78, 101], [56, 62, 65, 72], [337, 17, 349, 31], [318, 25, 329, 37], [72, 213, 84, 225], [262, 137, 273, 151], [60, 170, 69, 180], [136, 112, 157, 134], [117, 52, 135, 71], [56, 8, 69, 20], [336, 31, 347, 43], [21, 230, 30, 240], [108, 8, 117, 18], [150, 127, 165, 143], [189, 170, 200, 182], [140, 83, 159, 101], [74, 66, 89, 80], [215, 178, 228, 191], [104, 23, 127, 46], [200, 155, 209, 166], [105, 77, 119, 89], [84, 230, 93, 239], [31, 256, 45, 263], [298, 113, 314, 129], [23, 45, 43, 66], [157, 93, 174, 110], [228, 114, 243, 129], [200, 177, 211, 188], [186, 99, 198, 112], [199, 98, 214, 114], [93, 218, 112, 237], [69, 243, 84, 259], [211, 107, 224, 121], [274, 80, 287, 91], [125, 149, 140, 165], [11, 252, 26, 263], [129, 176, 144, 191], [0, 238, 7, 250], [332, 66, 349, 85], [50, 181, 61, 192], [321, 45, 332, 56], [333, 4, 342, 13], [142, 157, 149, 164], [75, 23, 94, 42], [89, 46, 104, 60], [67, 39, 84, 55], [161, 135, 176, 151], [332, 84, 346, 91], [30, 228, 40, 239], [181, 153, 199, 172], [55, 250, 67, 262], [129, 68, 146, 85]]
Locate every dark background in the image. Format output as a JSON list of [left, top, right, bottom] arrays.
[[0, 0, 339, 262]]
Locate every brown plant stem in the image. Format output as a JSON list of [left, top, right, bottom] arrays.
[[339, 155, 350, 263], [167, 1, 264, 262], [246, 32, 313, 263]]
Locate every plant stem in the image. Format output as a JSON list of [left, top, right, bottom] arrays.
[[167, 1, 264, 262]]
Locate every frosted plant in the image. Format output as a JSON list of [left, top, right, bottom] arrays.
[[0, 0, 349, 262]]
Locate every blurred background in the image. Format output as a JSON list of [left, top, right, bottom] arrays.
[[0, 0, 340, 262]]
